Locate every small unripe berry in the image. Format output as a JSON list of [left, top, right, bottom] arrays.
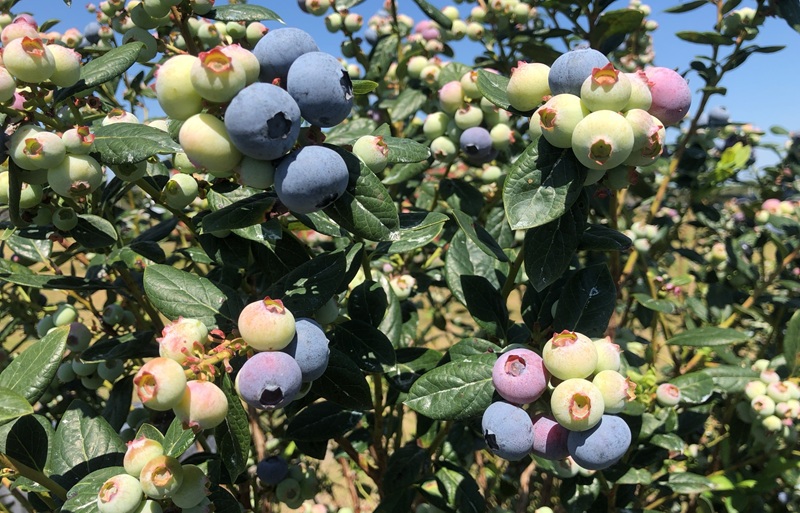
[[139, 455, 184, 499], [352, 135, 389, 173], [655, 383, 681, 406], [173, 380, 229, 432], [237, 297, 296, 351], [157, 317, 208, 364], [542, 330, 598, 380], [133, 357, 187, 411], [170, 464, 210, 509], [506, 61, 550, 111], [47, 154, 104, 200], [96, 474, 143, 513], [592, 370, 635, 413], [156, 55, 203, 120], [123, 436, 165, 478], [550, 378, 605, 431], [580, 63, 632, 112], [162, 173, 199, 210], [3, 37, 55, 83]]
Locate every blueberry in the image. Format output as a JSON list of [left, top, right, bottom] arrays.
[[225, 83, 301, 160], [567, 415, 632, 470], [274, 146, 349, 214], [707, 106, 730, 127], [281, 318, 330, 382], [364, 27, 378, 45], [235, 351, 303, 410], [481, 401, 534, 461], [459, 126, 496, 165], [257, 456, 289, 485], [530, 413, 570, 461], [492, 348, 548, 405], [253, 27, 319, 84], [287, 51, 354, 128], [548, 47, 610, 97], [84, 22, 101, 44]]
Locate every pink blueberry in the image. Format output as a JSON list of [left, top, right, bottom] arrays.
[[491, 348, 549, 405]]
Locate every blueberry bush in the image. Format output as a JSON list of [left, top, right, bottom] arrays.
[[0, 0, 799, 512]]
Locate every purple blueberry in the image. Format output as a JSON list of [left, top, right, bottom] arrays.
[[256, 456, 289, 485], [287, 51, 354, 128], [253, 27, 319, 84], [492, 348, 548, 405], [235, 352, 303, 410], [274, 146, 349, 214], [224, 83, 301, 161], [84, 22, 101, 44], [481, 402, 534, 461], [281, 318, 330, 382], [567, 415, 632, 470], [364, 27, 378, 45], [460, 126, 496, 165], [530, 413, 570, 460], [548, 47, 610, 97]]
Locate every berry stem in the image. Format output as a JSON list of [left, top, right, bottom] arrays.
[[0, 453, 68, 503], [6, 159, 29, 228]]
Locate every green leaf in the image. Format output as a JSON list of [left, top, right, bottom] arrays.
[[666, 327, 749, 347], [503, 138, 586, 230], [664, 0, 708, 13], [286, 401, 364, 442], [461, 275, 508, 340], [348, 280, 388, 327], [579, 224, 632, 251], [267, 249, 348, 316], [353, 79, 379, 95], [382, 444, 428, 495], [92, 123, 182, 165], [0, 414, 54, 472], [382, 161, 430, 185], [330, 320, 396, 373], [61, 467, 126, 513], [0, 387, 33, 425], [699, 365, 758, 393], [593, 9, 645, 47], [55, 43, 144, 102], [784, 310, 800, 375], [615, 467, 653, 485], [668, 472, 714, 494], [0, 326, 68, 404], [476, 69, 513, 113], [316, 348, 372, 409], [0, 273, 114, 290], [205, 4, 283, 22], [135, 423, 165, 445], [324, 118, 377, 146], [51, 400, 125, 489], [70, 214, 118, 249], [633, 293, 677, 314], [449, 338, 502, 361], [383, 136, 431, 163], [163, 417, 196, 458], [676, 31, 735, 45], [80, 331, 158, 362], [376, 212, 448, 255], [143, 264, 237, 328], [453, 208, 508, 262], [412, 0, 453, 29], [445, 230, 507, 305], [776, 0, 800, 34], [553, 264, 616, 338], [384, 348, 442, 392], [405, 353, 496, 421], [437, 62, 472, 88], [324, 146, 399, 241], [101, 376, 133, 433], [366, 34, 400, 82], [434, 462, 485, 513], [214, 373, 250, 482], [524, 199, 585, 292], [387, 87, 428, 122], [669, 372, 714, 404], [336, 0, 367, 9], [201, 193, 275, 233], [651, 433, 685, 452]]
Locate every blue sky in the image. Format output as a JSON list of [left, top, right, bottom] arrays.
[[23, 0, 800, 162]]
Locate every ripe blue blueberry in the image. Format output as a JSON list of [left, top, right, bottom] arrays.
[[281, 318, 330, 382], [491, 348, 548, 405], [548, 48, 610, 97], [459, 126, 496, 165], [84, 22, 101, 44], [530, 414, 570, 460], [287, 51, 354, 128], [481, 401, 534, 461], [567, 414, 632, 470], [253, 27, 319, 84], [256, 456, 289, 485], [225, 83, 301, 161], [274, 146, 349, 214], [235, 351, 303, 410]]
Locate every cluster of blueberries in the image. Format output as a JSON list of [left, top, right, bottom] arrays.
[[156, 26, 354, 216], [255, 455, 320, 510], [740, 360, 800, 448], [482, 331, 636, 471]]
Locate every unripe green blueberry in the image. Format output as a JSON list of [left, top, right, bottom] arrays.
[[419, 64, 441, 86], [129, 2, 168, 30], [0, 65, 16, 101], [551, 378, 605, 431], [135, 500, 162, 513], [47, 44, 81, 86], [82, 373, 105, 390], [72, 359, 99, 377], [52, 207, 79, 232], [580, 63, 631, 112], [53, 303, 78, 327], [237, 297, 296, 351], [325, 13, 342, 32], [125, 407, 150, 431], [0, 172, 44, 208], [162, 173, 198, 210], [142, 0, 171, 18], [571, 110, 635, 170], [66, 322, 93, 352], [298, 467, 319, 500], [220, 44, 260, 85], [625, 70, 652, 111], [62, 126, 95, 155], [103, 108, 139, 125], [592, 336, 621, 373], [226, 21, 246, 39], [179, 113, 242, 175], [766, 381, 793, 403], [466, 22, 484, 40], [751, 394, 776, 417], [191, 0, 215, 15], [406, 55, 428, 79], [459, 70, 481, 100], [592, 370, 635, 413], [343, 12, 363, 32], [389, 274, 416, 300], [112, 161, 148, 182], [506, 61, 550, 111], [246, 21, 267, 45], [133, 357, 187, 411], [10, 127, 66, 171], [430, 136, 458, 164], [438, 81, 464, 114], [190, 47, 246, 103], [139, 454, 184, 499], [654, 383, 681, 407], [480, 164, 502, 182], [760, 368, 780, 384], [276, 478, 302, 505], [352, 135, 389, 173], [489, 123, 513, 151], [156, 55, 204, 119], [47, 154, 104, 200], [314, 297, 339, 325], [235, 156, 275, 190], [542, 330, 598, 380], [453, 103, 484, 130], [173, 379, 229, 432], [423, 112, 450, 140], [57, 360, 77, 382], [3, 37, 55, 83], [183, 497, 213, 513], [96, 473, 143, 513], [36, 315, 55, 338], [157, 317, 209, 364], [121, 26, 158, 64], [31, 205, 53, 225], [761, 414, 783, 432], [624, 111, 665, 166], [538, 93, 589, 148], [170, 464, 210, 508], [98, 359, 125, 382]]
